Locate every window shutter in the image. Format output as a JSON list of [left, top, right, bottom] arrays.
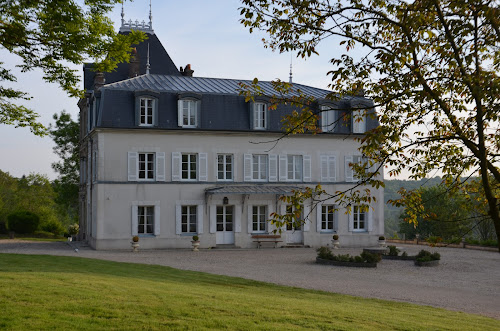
[[135, 97, 140, 126], [243, 154, 252, 182], [234, 205, 242, 233], [197, 204, 204, 234], [199, 153, 208, 181], [268, 154, 278, 182], [249, 103, 255, 130], [172, 152, 181, 181], [177, 100, 183, 126], [154, 204, 160, 236], [303, 155, 311, 182], [367, 208, 373, 232], [247, 205, 253, 234], [128, 152, 138, 181], [156, 152, 165, 181], [267, 204, 275, 234], [196, 100, 201, 128], [329, 156, 337, 182], [175, 205, 182, 235], [280, 204, 287, 233], [316, 203, 323, 232], [209, 205, 216, 233], [265, 104, 270, 129], [279, 155, 287, 182], [320, 155, 328, 182], [334, 206, 339, 232], [345, 156, 354, 182], [153, 99, 159, 127], [303, 204, 310, 232], [131, 205, 138, 236], [348, 210, 353, 232]]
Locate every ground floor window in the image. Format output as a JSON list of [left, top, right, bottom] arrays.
[[353, 205, 366, 230], [217, 206, 233, 232], [252, 205, 267, 232], [286, 205, 302, 231], [182, 205, 197, 233], [321, 205, 335, 231], [138, 206, 154, 234]]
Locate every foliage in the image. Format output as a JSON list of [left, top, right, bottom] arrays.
[[401, 251, 408, 257], [316, 247, 381, 263], [132, 236, 139, 243], [465, 238, 499, 247], [427, 236, 443, 246], [332, 234, 339, 240], [49, 111, 80, 223], [68, 223, 79, 236], [379, 236, 385, 241], [416, 250, 441, 262], [7, 211, 40, 234], [0, 0, 146, 135], [192, 235, 199, 241], [387, 245, 400, 257], [40, 219, 65, 236], [239, 0, 500, 251]]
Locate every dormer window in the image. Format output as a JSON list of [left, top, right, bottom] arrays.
[[254, 103, 267, 129], [177, 93, 202, 128], [140, 98, 154, 126], [320, 105, 337, 133]]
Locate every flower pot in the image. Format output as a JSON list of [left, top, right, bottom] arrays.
[[378, 240, 386, 248], [131, 242, 140, 252], [331, 239, 340, 249], [191, 240, 200, 251]]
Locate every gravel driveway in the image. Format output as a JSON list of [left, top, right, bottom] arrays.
[[1, 240, 499, 320]]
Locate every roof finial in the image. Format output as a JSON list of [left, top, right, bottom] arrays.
[[289, 52, 293, 84], [149, 0, 153, 30], [146, 43, 151, 74], [121, 1, 125, 27]]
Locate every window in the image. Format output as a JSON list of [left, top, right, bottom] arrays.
[[320, 155, 336, 182], [178, 99, 198, 128], [321, 205, 335, 231], [138, 153, 155, 180], [138, 206, 154, 234], [345, 155, 368, 182], [286, 205, 302, 231], [252, 154, 268, 181], [352, 109, 366, 133], [254, 103, 267, 129], [252, 205, 267, 232], [217, 206, 233, 231], [217, 154, 233, 181], [321, 105, 337, 132], [353, 205, 367, 231], [181, 205, 198, 233], [181, 154, 197, 180], [140, 98, 154, 126], [287, 155, 303, 181]]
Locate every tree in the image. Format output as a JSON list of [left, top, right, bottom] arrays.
[[49, 111, 79, 221], [239, 0, 500, 250], [0, 0, 146, 135]]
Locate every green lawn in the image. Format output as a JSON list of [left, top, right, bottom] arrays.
[[0, 254, 497, 330]]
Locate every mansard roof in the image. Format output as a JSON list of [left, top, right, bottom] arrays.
[[103, 74, 332, 99]]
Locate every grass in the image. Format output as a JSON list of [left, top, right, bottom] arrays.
[[0, 233, 67, 242], [0, 254, 498, 330]]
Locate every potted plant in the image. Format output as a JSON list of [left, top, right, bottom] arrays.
[[131, 235, 140, 252], [191, 235, 200, 251], [332, 234, 340, 249], [68, 223, 79, 242], [378, 235, 386, 248]]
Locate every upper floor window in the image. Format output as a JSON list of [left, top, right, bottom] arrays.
[[244, 154, 277, 182], [178, 98, 200, 128], [254, 103, 267, 129], [279, 154, 311, 182], [320, 105, 337, 133], [140, 98, 154, 126], [252, 154, 268, 181], [345, 155, 368, 182], [217, 154, 233, 181], [352, 109, 366, 133], [287, 155, 303, 181], [320, 155, 336, 182], [172, 152, 208, 182], [127, 151, 166, 182], [182, 153, 197, 180], [138, 153, 155, 180]]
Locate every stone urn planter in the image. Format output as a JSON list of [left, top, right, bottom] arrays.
[[331, 235, 340, 249], [191, 235, 200, 251], [131, 236, 140, 252], [378, 236, 386, 248]]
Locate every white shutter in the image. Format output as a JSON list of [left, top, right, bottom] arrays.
[[128, 152, 138, 181], [348, 209, 353, 231], [156, 152, 166, 181], [154, 204, 160, 236], [209, 205, 217, 233], [172, 152, 181, 181], [244, 154, 252, 181], [328, 156, 337, 182], [316, 203, 323, 232], [303, 155, 311, 182], [199, 153, 208, 181], [268, 154, 278, 182], [334, 208, 339, 232], [367, 208, 373, 232], [247, 205, 253, 233], [303, 204, 310, 232], [345, 156, 354, 182], [177, 100, 183, 126], [197, 204, 204, 234], [280, 204, 287, 233], [320, 155, 328, 182], [131, 205, 138, 236], [234, 205, 242, 233], [279, 155, 287, 181], [175, 205, 182, 235]]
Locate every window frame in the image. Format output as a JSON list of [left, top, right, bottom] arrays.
[[138, 205, 155, 234], [252, 154, 268, 181], [252, 205, 267, 233], [217, 154, 233, 181], [138, 152, 155, 181], [320, 105, 337, 133], [253, 102, 267, 130], [352, 205, 367, 232], [321, 205, 335, 232], [287, 155, 303, 181], [181, 153, 198, 181], [181, 205, 198, 234], [131, 201, 160, 237], [139, 97, 155, 126]]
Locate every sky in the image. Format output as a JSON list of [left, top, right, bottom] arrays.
[[0, 0, 348, 180]]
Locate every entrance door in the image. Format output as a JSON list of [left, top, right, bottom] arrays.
[[216, 205, 235, 245], [286, 205, 304, 244]]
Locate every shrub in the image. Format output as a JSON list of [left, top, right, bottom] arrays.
[[68, 223, 79, 236], [40, 220, 65, 236], [0, 221, 7, 234], [316, 246, 333, 260], [132, 236, 139, 242], [332, 234, 339, 240], [7, 211, 40, 234], [427, 236, 442, 246], [316, 247, 380, 264], [379, 236, 385, 240], [192, 235, 199, 241], [360, 251, 382, 263], [416, 249, 440, 262], [402, 251, 408, 257], [387, 245, 400, 256]]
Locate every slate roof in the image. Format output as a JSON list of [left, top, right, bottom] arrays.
[[103, 74, 332, 99]]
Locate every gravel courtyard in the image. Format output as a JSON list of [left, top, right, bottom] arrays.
[[1, 240, 499, 320]]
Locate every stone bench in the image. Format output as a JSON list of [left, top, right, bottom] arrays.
[[252, 234, 282, 248]]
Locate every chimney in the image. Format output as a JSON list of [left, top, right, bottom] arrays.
[[129, 48, 140, 78], [180, 64, 194, 77], [94, 72, 106, 90]]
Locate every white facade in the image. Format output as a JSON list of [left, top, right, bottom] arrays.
[[81, 128, 384, 250]]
